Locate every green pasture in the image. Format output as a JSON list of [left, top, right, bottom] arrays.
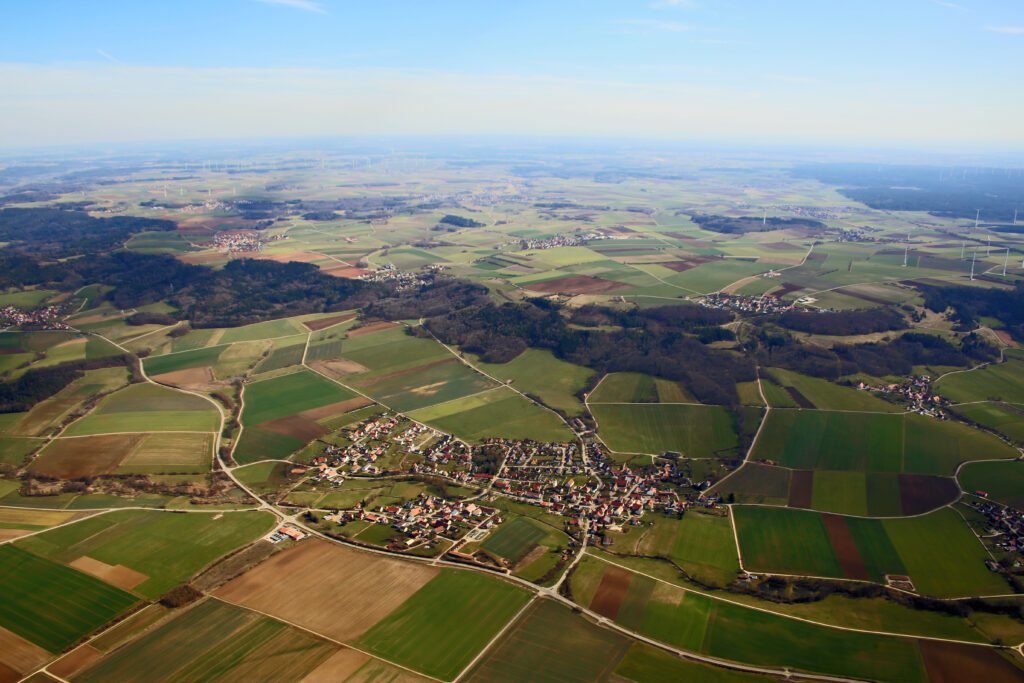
[[409, 387, 572, 443], [935, 359, 1024, 404], [716, 463, 791, 506], [589, 372, 695, 404], [614, 642, 772, 683], [0, 545, 137, 652], [357, 569, 531, 680], [63, 383, 219, 436], [0, 288, 58, 309], [475, 348, 594, 416], [17, 509, 274, 599], [233, 425, 307, 464], [0, 437, 39, 467], [356, 358, 496, 412], [637, 512, 739, 587], [959, 460, 1024, 507], [951, 402, 1024, 443], [481, 516, 547, 563], [766, 368, 901, 412], [733, 506, 841, 578], [143, 344, 223, 376], [241, 370, 355, 425], [219, 318, 304, 344], [591, 403, 738, 457]]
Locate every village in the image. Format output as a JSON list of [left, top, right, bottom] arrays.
[[855, 375, 949, 417], [968, 498, 1024, 568], [0, 303, 68, 329], [356, 263, 439, 290], [208, 230, 285, 253], [516, 231, 611, 251], [696, 292, 790, 315]]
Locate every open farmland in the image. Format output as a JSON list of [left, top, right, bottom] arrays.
[[241, 370, 356, 425], [959, 460, 1024, 507], [0, 545, 137, 652], [465, 599, 631, 683], [480, 516, 547, 563], [935, 359, 1024, 404], [74, 598, 338, 683], [217, 539, 438, 642], [588, 372, 695, 404], [33, 431, 212, 479], [17, 509, 273, 598], [474, 349, 594, 416], [590, 403, 738, 457], [765, 367, 902, 412], [409, 387, 572, 443], [951, 402, 1024, 443], [752, 409, 1015, 474], [61, 383, 219, 436], [357, 569, 531, 680]]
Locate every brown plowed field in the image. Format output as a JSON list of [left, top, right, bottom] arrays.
[[48, 646, 101, 678], [32, 433, 145, 479], [821, 514, 870, 581], [299, 397, 374, 421], [898, 474, 960, 515], [0, 530, 31, 542], [788, 470, 813, 508], [322, 266, 371, 279], [259, 415, 330, 441], [0, 664, 17, 683], [348, 321, 400, 337], [351, 358, 456, 387], [308, 359, 371, 380], [522, 275, 630, 295], [303, 314, 357, 331], [0, 627, 49, 678], [919, 640, 1024, 683], [13, 398, 78, 436], [589, 566, 632, 620], [995, 330, 1017, 347], [653, 256, 716, 272], [69, 556, 149, 591], [771, 282, 804, 298], [260, 251, 326, 264], [216, 539, 437, 642], [299, 649, 370, 683], [831, 287, 893, 305], [152, 366, 215, 387]]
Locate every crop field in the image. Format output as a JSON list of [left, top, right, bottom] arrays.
[[716, 463, 791, 505], [0, 437, 39, 467], [339, 325, 448, 373], [590, 403, 738, 457], [232, 425, 307, 464], [75, 599, 337, 683], [0, 545, 137, 652], [657, 512, 739, 587], [572, 557, 928, 682], [241, 370, 355, 425], [465, 599, 631, 683], [588, 372, 695, 404], [753, 410, 1015, 474], [17, 509, 273, 598], [614, 642, 773, 683], [217, 539, 438, 642], [357, 569, 531, 680], [733, 506, 843, 578], [935, 360, 1024, 404], [765, 368, 901, 412], [253, 341, 305, 374], [143, 345, 224, 377], [219, 317, 306, 344], [951, 402, 1024, 443], [475, 349, 594, 416], [353, 358, 497, 413], [480, 516, 548, 563], [959, 460, 1024, 507], [409, 387, 572, 443], [62, 383, 219, 436], [33, 431, 212, 479]]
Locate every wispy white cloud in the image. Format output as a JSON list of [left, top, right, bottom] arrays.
[[252, 0, 325, 14], [620, 19, 699, 32], [96, 49, 120, 64], [986, 25, 1024, 33]]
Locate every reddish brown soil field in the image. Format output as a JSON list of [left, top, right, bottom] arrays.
[[48, 646, 101, 678], [0, 664, 17, 683], [216, 539, 437, 642], [299, 649, 370, 683], [299, 397, 374, 421], [308, 359, 370, 380], [788, 470, 813, 509], [303, 313, 357, 331], [347, 321, 400, 337], [152, 366, 215, 387], [351, 358, 457, 388], [919, 640, 1024, 683], [321, 266, 371, 279], [831, 287, 893, 305], [260, 251, 327, 264], [32, 433, 144, 479], [259, 415, 330, 441], [995, 330, 1017, 347], [522, 275, 630, 295], [589, 566, 632, 620], [822, 514, 870, 581], [898, 474, 960, 515], [652, 257, 716, 272], [69, 556, 149, 591], [0, 627, 49, 679]]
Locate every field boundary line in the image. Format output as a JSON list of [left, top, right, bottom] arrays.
[[585, 551, 1005, 648], [452, 594, 538, 682]]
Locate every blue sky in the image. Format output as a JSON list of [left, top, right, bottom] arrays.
[[1, 0, 1021, 147]]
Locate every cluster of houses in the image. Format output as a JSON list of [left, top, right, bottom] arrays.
[[696, 293, 789, 315], [0, 304, 67, 329], [855, 376, 947, 417], [268, 525, 307, 544], [356, 264, 432, 290], [330, 494, 499, 549], [517, 231, 610, 251], [970, 498, 1024, 562], [209, 230, 280, 253]]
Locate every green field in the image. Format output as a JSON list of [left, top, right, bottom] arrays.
[[219, 318, 304, 344], [0, 436, 39, 466], [76, 598, 336, 683], [715, 463, 791, 506], [590, 403, 738, 457], [355, 358, 496, 413], [959, 460, 1024, 507], [951, 402, 1024, 443], [17, 509, 274, 598], [0, 288, 57, 309], [614, 642, 774, 683], [466, 599, 631, 683], [733, 506, 842, 578], [409, 387, 572, 443], [357, 569, 531, 679], [143, 344, 223, 376], [241, 370, 355, 425], [0, 545, 137, 652], [233, 425, 307, 464], [62, 383, 219, 436], [753, 410, 1015, 474], [254, 342, 305, 373], [935, 360, 1024, 404], [811, 470, 869, 516], [475, 349, 594, 416], [588, 372, 694, 404], [766, 367, 902, 412], [480, 516, 547, 563]]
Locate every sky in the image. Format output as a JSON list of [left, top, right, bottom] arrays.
[[0, 0, 1022, 148]]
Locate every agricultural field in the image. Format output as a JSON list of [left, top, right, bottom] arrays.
[[588, 372, 695, 404], [33, 431, 212, 479], [0, 545, 137, 652], [959, 460, 1024, 507], [934, 359, 1024, 404], [590, 403, 738, 457], [16, 509, 274, 598], [752, 409, 1016, 475], [473, 349, 594, 416], [0, 436, 39, 467], [61, 382, 219, 436], [356, 569, 531, 680], [409, 387, 572, 443], [951, 401, 1024, 443], [74, 599, 339, 683], [764, 367, 902, 412]]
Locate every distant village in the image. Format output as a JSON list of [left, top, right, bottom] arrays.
[[208, 230, 285, 253], [855, 375, 948, 418], [0, 304, 68, 330], [969, 498, 1024, 570], [696, 293, 789, 315], [517, 231, 612, 251]]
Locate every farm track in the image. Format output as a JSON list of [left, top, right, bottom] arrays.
[[9, 320, 1024, 682]]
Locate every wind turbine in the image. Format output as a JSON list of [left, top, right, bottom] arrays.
[[1003, 248, 1010, 277], [975, 209, 981, 230], [970, 251, 976, 281], [960, 241, 965, 260]]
